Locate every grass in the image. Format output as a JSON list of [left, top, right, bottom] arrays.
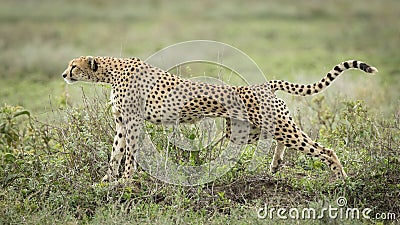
[[1, 0, 399, 224], [1, 98, 399, 224]]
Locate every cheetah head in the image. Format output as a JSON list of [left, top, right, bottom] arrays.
[[62, 56, 99, 84]]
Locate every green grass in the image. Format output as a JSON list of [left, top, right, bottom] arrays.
[[1, 0, 399, 224], [1, 99, 399, 224]]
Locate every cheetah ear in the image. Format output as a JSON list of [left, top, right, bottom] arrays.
[[87, 56, 98, 72]]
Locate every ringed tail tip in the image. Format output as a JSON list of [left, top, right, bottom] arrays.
[[368, 66, 378, 74]]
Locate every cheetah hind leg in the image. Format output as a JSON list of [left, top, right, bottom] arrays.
[[284, 128, 348, 179], [269, 141, 286, 173], [275, 99, 347, 179]]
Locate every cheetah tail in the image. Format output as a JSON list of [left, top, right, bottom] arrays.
[[267, 60, 378, 96]]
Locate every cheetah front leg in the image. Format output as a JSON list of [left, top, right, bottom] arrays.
[[122, 117, 142, 179], [121, 99, 143, 179], [102, 108, 126, 182]]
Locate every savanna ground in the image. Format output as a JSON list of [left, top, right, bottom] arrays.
[[0, 0, 399, 224]]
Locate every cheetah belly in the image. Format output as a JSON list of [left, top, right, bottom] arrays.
[[144, 94, 230, 125]]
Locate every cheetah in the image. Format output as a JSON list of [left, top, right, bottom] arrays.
[[62, 56, 377, 181]]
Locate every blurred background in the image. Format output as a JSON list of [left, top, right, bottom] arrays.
[[0, 0, 399, 115]]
